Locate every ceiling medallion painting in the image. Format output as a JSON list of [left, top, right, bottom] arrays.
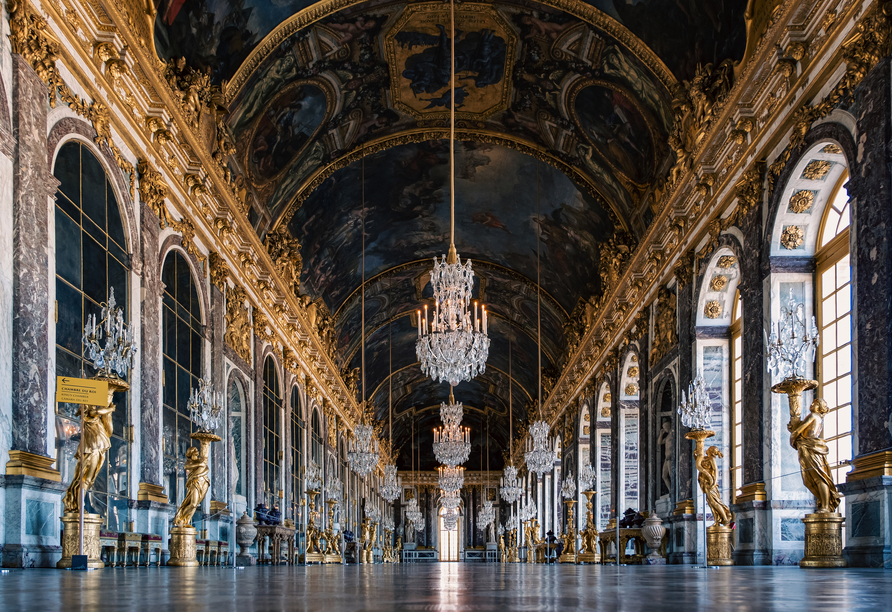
[[384, 3, 516, 121]]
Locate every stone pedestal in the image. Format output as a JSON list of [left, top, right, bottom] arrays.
[[57, 512, 103, 569], [839, 466, 892, 567], [800, 513, 845, 568], [706, 525, 734, 566], [168, 526, 199, 567]]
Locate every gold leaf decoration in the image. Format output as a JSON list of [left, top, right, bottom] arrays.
[[781, 225, 805, 250], [717, 256, 736, 268], [709, 275, 729, 291], [624, 383, 639, 396], [704, 300, 722, 319], [628, 366, 639, 378], [822, 144, 842, 155], [802, 160, 832, 180], [789, 190, 815, 213]]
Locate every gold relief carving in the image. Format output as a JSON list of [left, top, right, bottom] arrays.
[[340, 367, 359, 401], [822, 144, 843, 155], [704, 300, 722, 319], [265, 227, 303, 297], [137, 159, 173, 227], [709, 275, 728, 292], [781, 225, 805, 250], [695, 173, 715, 197], [327, 412, 337, 448], [624, 383, 638, 396], [630, 354, 638, 363], [734, 160, 765, 216], [161, 57, 226, 130], [649, 287, 677, 365], [583, 425, 590, 435], [600, 406, 610, 418], [603, 393, 611, 403], [627, 366, 639, 378], [173, 218, 206, 263], [183, 173, 208, 197], [802, 160, 833, 180], [717, 255, 736, 268], [224, 286, 252, 362], [789, 190, 815, 213], [208, 252, 229, 291], [253, 309, 276, 344], [673, 252, 694, 288], [729, 117, 756, 145], [598, 232, 636, 292]]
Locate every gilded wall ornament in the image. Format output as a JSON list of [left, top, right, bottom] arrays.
[[628, 366, 639, 378], [709, 275, 728, 292], [673, 252, 695, 288], [717, 255, 736, 268], [137, 159, 172, 227], [208, 252, 229, 291], [704, 300, 722, 319], [802, 160, 833, 180], [253, 310, 276, 344], [649, 287, 678, 365], [625, 383, 639, 396], [600, 406, 610, 418], [789, 190, 815, 213], [224, 286, 252, 363], [781, 225, 805, 250], [822, 144, 842, 155], [328, 412, 338, 448], [173, 218, 206, 264], [734, 161, 766, 215], [630, 354, 638, 363], [265, 227, 302, 297], [603, 393, 611, 403]]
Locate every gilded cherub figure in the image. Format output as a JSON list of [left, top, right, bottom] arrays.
[[62, 399, 116, 514], [172, 438, 212, 527], [789, 398, 841, 513]]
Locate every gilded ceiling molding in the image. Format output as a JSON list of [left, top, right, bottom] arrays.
[[274, 128, 628, 236], [221, 0, 676, 104]]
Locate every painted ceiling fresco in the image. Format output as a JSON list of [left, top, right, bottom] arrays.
[[151, 0, 749, 468]]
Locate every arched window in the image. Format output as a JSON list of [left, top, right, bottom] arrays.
[[161, 251, 204, 506], [596, 382, 611, 529], [311, 408, 323, 465], [816, 172, 852, 487], [730, 291, 743, 501], [53, 141, 130, 529], [263, 356, 283, 508], [290, 386, 304, 520], [229, 378, 246, 498]]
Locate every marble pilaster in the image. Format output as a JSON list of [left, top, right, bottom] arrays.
[[9, 55, 56, 460], [675, 281, 693, 502], [210, 284, 226, 504], [608, 367, 620, 521], [139, 203, 163, 487]]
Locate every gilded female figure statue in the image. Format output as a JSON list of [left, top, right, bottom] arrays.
[[63, 401, 117, 514], [498, 534, 506, 562], [789, 398, 841, 513], [172, 438, 212, 527], [696, 445, 732, 526]]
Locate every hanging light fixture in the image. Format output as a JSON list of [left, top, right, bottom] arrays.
[[405, 416, 424, 528], [525, 162, 557, 479], [415, 0, 489, 387], [438, 465, 465, 493], [381, 308, 402, 502], [500, 339, 522, 504], [432, 386, 471, 467], [478, 417, 496, 530], [443, 508, 459, 531], [578, 460, 595, 493], [441, 489, 461, 510], [561, 469, 576, 500], [348, 149, 380, 477]]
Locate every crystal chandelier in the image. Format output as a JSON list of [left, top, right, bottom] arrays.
[[381, 463, 402, 502], [438, 465, 464, 493], [406, 496, 423, 526], [365, 501, 380, 523], [382, 516, 394, 532], [415, 0, 489, 387], [520, 501, 537, 523], [478, 500, 496, 529], [348, 153, 380, 478], [678, 375, 710, 430], [187, 379, 223, 433], [561, 469, 576, 500], [433, 388, 471, 467], [500, 465, 522, 504], [441, 489, 461, 510], [306, 459, 323, 492], [525, 420, 556, 478], [82, 287, 137, 379], [348, 419, 380, 477], [766, 288, 819, 383], [578, 460, 595, 493], [443, 509, 459, 531], [325, 475, 343, 502]]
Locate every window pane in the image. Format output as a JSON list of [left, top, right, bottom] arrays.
[[821, 268, 836, 297], [824, 381, 837, 409], [55, 209, 82, 287], [837, 375, 852, 406], [837, 405, 852, 434], [837, 314, 851, 345], [822, 323, 836, 349], [822, 352, 836, 381], [837, 349, 851, 376], [836, 259, 850, 286], [836, 285, 851, 317]]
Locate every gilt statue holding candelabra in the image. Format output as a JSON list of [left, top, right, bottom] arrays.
[[304, 460, 325, 563], [766, 291, 845, 568], [679, 375, 733, 566], [559, 471, 577, 563], [323, 477, 343, 564], [169, 379, 223, 566], [576, 462, 599, 563], [58, 289, 137, 569]]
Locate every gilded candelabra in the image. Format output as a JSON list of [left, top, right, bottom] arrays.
[[305, 490, 325, 563], [577, 490, 600, 563], [767, 294, 845, 568]]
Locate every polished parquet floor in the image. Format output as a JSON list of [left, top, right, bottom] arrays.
[[1, 563, 889, 611]]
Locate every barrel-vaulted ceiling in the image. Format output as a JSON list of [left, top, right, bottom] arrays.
[[153, 0, 748, 470]]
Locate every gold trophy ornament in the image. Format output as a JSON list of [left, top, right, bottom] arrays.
[[58, 289, 136, 570], [767, 292, 845, 568], [679, 375, 734, 566], [168, 379, 223, 567]]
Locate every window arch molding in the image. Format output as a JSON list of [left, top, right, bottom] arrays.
[[158, 238, 210, 328], [694, 241, 744, 328], [48, 119, 140, 273]]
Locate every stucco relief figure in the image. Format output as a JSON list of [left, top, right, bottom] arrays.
[[172, 438, 212, 527], [63, 401, 116, 513], [657, 420, 673, 495], [789, 398, 841, 513], [696, 445, 731, 527]]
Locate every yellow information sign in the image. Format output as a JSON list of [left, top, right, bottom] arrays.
[[56, 377, 109, 406]]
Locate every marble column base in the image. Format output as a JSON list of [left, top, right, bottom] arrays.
[[666, 514, 696, 564], [838, 475, 892, 568], [644, 554, 667, 565], [57, 513, 104, 569], [730, 499, 815, 565], [0, 474, 65, 567], [167, 526, 199, 567]]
